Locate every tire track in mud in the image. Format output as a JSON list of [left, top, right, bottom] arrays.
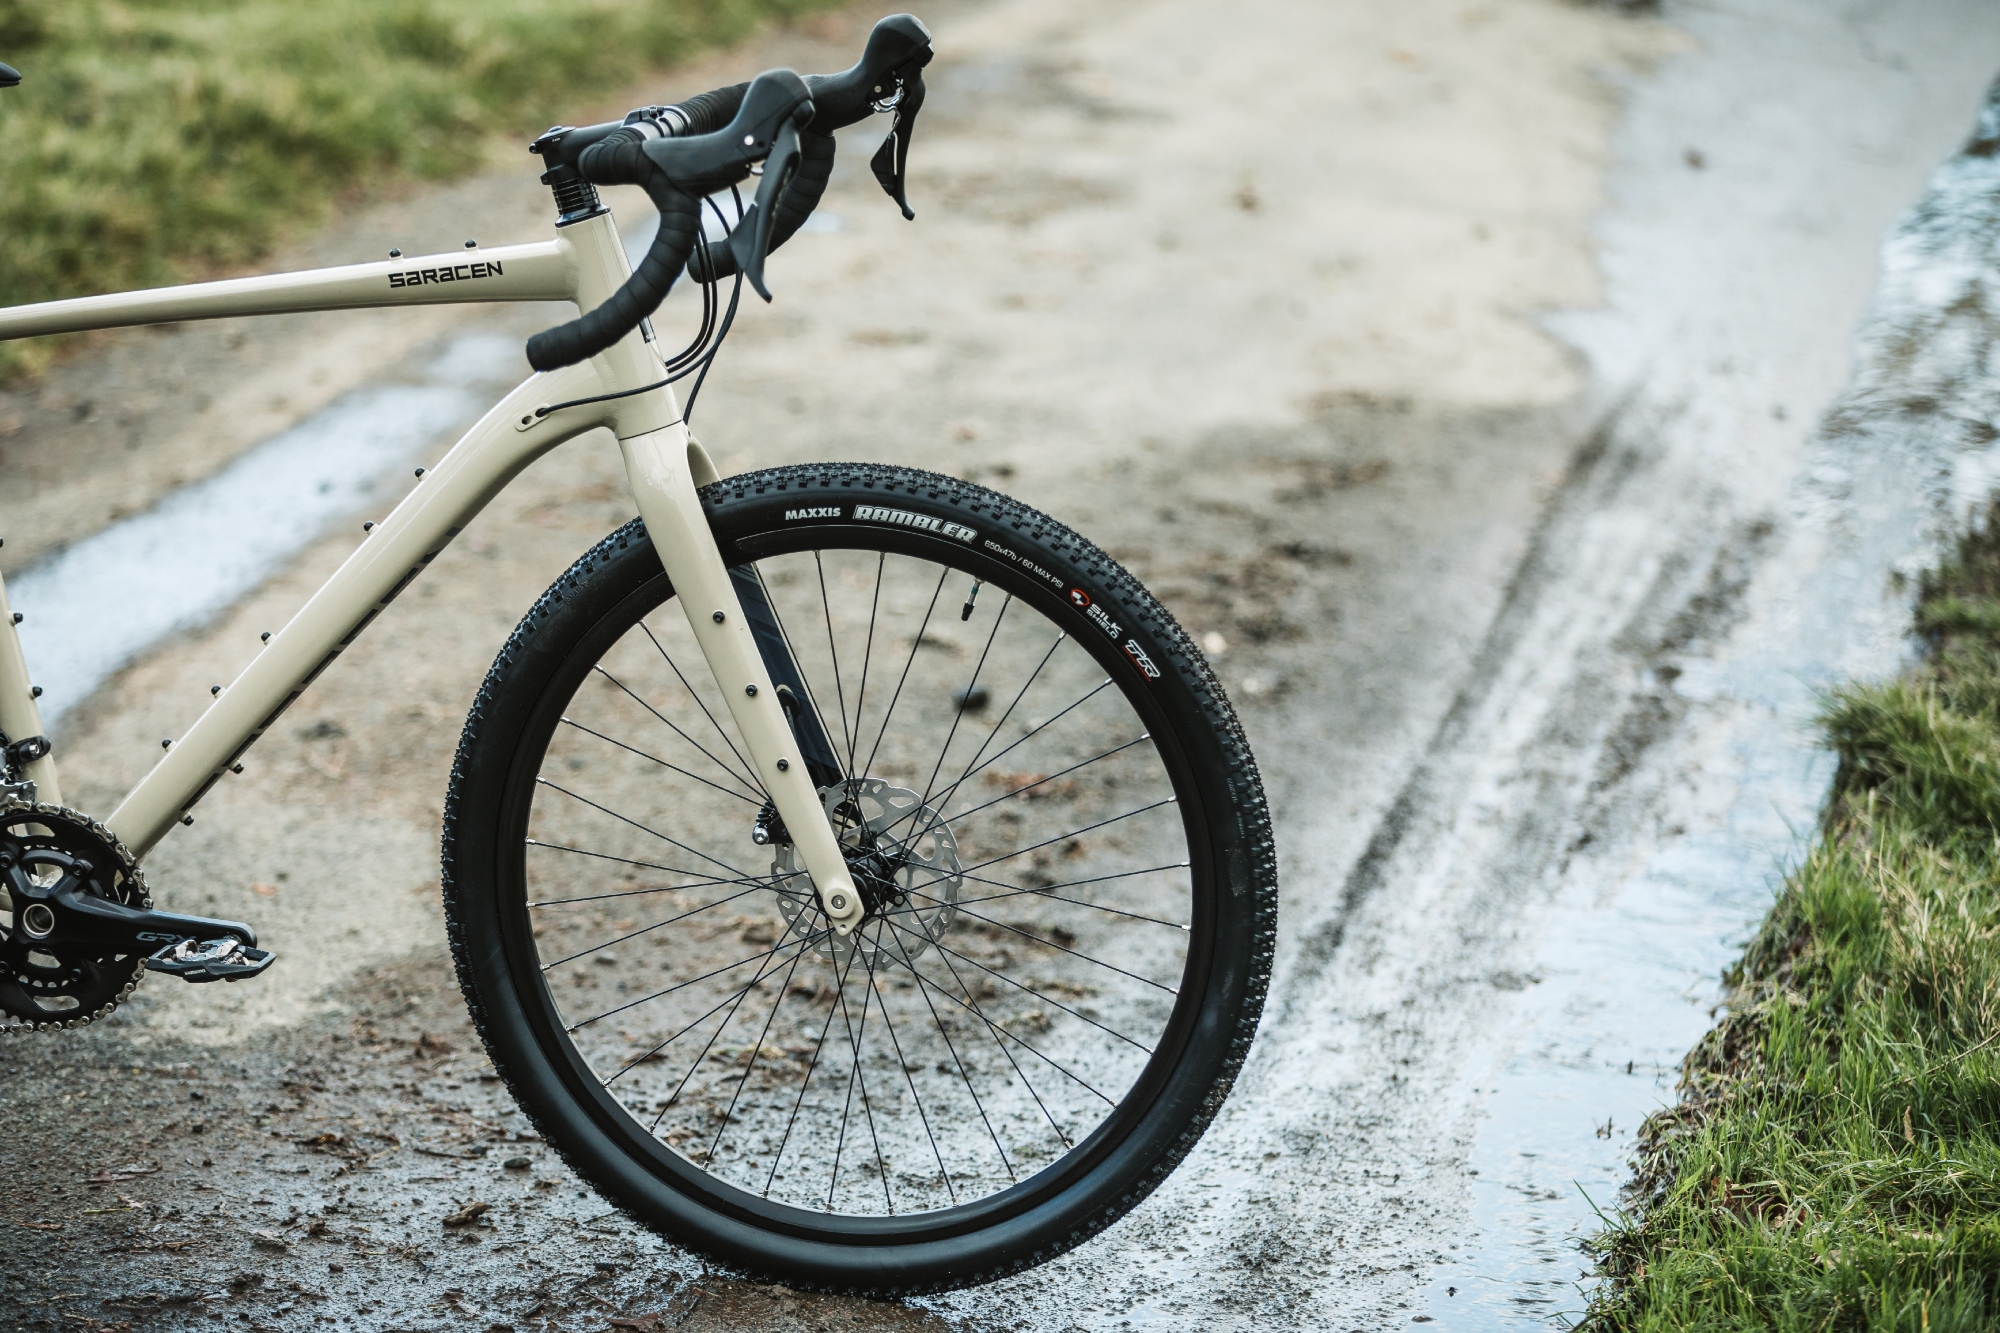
[[1278, 391, 1777, 1008], [1278, 406, 1626, 990], [1173, 402, 1781, 1330]]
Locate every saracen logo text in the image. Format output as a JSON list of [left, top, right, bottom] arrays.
[[388, 260, 505, 289]]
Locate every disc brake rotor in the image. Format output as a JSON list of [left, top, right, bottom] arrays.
[[771, 778, 962, 967]]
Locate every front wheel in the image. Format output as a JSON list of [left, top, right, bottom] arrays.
[[442, 464, 1276, 1294]]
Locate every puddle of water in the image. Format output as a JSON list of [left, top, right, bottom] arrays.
[[1433, 50, 2000, 1332], [1440, 752, 1832, 1325], [10, 332, 523, 724]]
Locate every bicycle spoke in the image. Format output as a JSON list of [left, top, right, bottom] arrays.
[[889, 919, 1017, 1185], [908, 975, 1114, 1107], [539, 883, 770, 969], [952, 862, 1190, 901], [880, 919, 1120, 1108], [896, 676, 1119, 839], [828, 943, 892, 1213], [561, 715, 763, 806], [592, 663, 763, 802], [525, 841, 771, 902], [869, 945, 956, 1204], [637, 620, 764, 795], [886, 913, 1074, 1152], [854, 934, 898, 1213], [535, 777, 767, 885], [568, 936, 804, 1033], [847, 552, 886, 771], [916, 618, 1052, 818], [644, 939, 812, 1150], [702, 930, 815, 1158], [870, 629, 1065, 847], [917, 934, 1156, 1054], [903, 885, 1178, 994], [765, 942, 863, 1197], [814, 551, 855, 772], [613, 929, 823, 1088], [860, 565, 949, 778], [945, 733, 1152, 824], [915, 593, 1011, 811], [954, 797, 1180, 877], [953, 878, 1193, 930]]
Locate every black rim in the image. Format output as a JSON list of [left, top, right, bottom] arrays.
[[493, 524, 1220, 1242]]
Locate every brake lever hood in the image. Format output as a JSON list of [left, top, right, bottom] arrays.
[[804, 14, 934, 132], [642, 68, 814, 195]]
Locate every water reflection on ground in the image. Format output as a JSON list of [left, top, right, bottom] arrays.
[[1440, 65, 2000, 1331]]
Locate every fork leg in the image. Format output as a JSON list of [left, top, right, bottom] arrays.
[[0, 569, 59, 806], [617, 423, 864, 937], [730, 566, 846, 790]]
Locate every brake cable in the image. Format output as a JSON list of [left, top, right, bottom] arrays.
[[532, 187, 748, 425], [679, 187, 750, 422]]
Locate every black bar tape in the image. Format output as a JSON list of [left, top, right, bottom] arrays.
[[672, 82, 748, 136], [573, 131, 651, 186], [687, 129, 836, 283], [524, 138, 699, 372]]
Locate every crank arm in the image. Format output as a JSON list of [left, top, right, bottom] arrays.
[[25, 884, 276, 982], [29, 880, 258, 955]]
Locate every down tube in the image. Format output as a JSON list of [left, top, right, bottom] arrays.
[[106, 364, 610, 857]]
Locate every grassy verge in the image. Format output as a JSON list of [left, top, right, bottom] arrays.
[[0, 0, 833, 374], [1582, 507, 2000, 1331]]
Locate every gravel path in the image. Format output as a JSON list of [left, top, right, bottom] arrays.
[[2, 1, 1997, 1329]]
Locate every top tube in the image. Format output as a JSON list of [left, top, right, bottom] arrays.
[[0, 237, 573, 342]]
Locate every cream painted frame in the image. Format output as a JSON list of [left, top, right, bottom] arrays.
[[0, 209, 867, 935]]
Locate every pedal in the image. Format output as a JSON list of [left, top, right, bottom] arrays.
[[144, 937, 276, 984], [1, 840, 273, 980]]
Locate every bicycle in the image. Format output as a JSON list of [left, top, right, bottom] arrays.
[[0, 16, 1276, 1293]]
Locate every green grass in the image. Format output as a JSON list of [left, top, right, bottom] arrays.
[[0, 0, 833, 374], [1583, 508, 2000, 1331]]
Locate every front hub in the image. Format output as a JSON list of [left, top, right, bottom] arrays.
[[769, 778, 962, 967]]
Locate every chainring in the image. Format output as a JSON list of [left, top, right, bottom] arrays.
[[0, 801, 150, 1031]]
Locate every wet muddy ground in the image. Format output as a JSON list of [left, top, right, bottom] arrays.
[[2, 392, 1558, 1331], [5, 0, 2000, 1329]]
